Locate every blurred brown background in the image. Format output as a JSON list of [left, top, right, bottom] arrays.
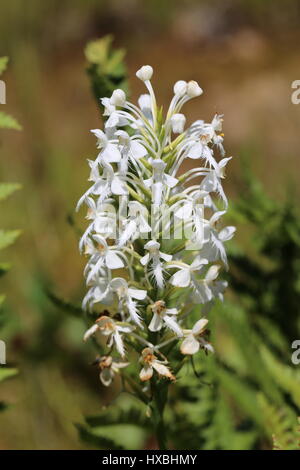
[[0, 0, 299, 449]]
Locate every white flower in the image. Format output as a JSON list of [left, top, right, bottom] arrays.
[[115, 130, 148, 175], [139, 347, 175, 382], [136, 65, 153, 81], [84, 235, 126, 283], [202, 211, 236, 268], [169, 257, 208, 288], [83, 275, 113, 310], [83, 315, 134, 357], [149, 300, 183, 337], [180, 318, 213, 355], [141, 240, 172, 288], [110, 277, 147, 327], [97, 355, 129, 387], [118, 201, 151, 247], [101, 97, 115, 116], [144, 159, 178, 205], [192, 264, 221, 303]]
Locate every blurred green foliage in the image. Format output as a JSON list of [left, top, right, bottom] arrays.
[[0, 56, 21, 410]]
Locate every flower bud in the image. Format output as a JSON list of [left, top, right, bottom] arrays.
[[136, 65, 153, 81], [173, 80, 187, 97], [110, 89, 126, 106], [171, 113, 186, 134], [187, 80, 203, 98]]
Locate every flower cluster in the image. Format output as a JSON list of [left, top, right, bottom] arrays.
[[78, 65, 235, 387]]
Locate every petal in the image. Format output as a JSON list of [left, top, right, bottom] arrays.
[[110, 277, 127, 291], [105, 251, 124, 269], [143, 178, 152, 188], [111, 177, 127, 195], [205, 265, 220, 282], [113, 330, 125, 357], [112, 360, 130, 369], [165, 308, 178, 315], [140, 253, 150, 266], [180, 334, 200, 355], [131, 141, 147, 158], [210, 210, 226, 227], [160, 252, 172, 262], [139, 365, 153, 382], [175, 202, 193, 220], [152, 361, 175, 381], [187, 142, 203, 159], [163, 315, 183, 337], [149, 313, 163, 332], [164, 174, 178, 188], [218, 226, 236, 242], [128, 288, 147, 300], [100, 369, 113, 387], [192, 318, 208, 335], [83, 324, 99, 342], [170, 268, 191, 287], [102, 143, 121, 163]]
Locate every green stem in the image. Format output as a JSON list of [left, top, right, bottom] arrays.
[[151, 380, 168, 450]]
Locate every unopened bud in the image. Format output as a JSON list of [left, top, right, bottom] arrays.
[[173, 80, 187, 97], [187, 80, 203, 98], [110, 89, 126, 106], [136, 65, 153, 81]]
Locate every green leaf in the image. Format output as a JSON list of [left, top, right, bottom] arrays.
[[0, 111, 22, 130], [46, 290, 83, 317], [85, 35, 128, 113], [85, 36, 113, 65], [0, 229, 21, 250], [0, 367, 18, 383], [0, 183, 21, 202], [0, 57, 8, 76], [75, 423, 125, 450], [86, 407, 150, 429], [260, 345, 300, 408]]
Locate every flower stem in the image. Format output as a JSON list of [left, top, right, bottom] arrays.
[[151, 380, 168, 450]]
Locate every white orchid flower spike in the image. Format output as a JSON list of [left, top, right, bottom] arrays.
[[77, 65, 235, 389]]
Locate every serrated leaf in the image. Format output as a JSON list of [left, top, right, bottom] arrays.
[[0, 367, 18, 383], [0, 229, 21, 250], [46, 290, 82, 317], [0, 111, 22, 130], [85, 36, 113, 65], [0, 57, 8, 76], [104, 49, 126, 75], [75, 423, 125, 450], [0, 183, 21, 202], [86, 407, 150, 429]]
